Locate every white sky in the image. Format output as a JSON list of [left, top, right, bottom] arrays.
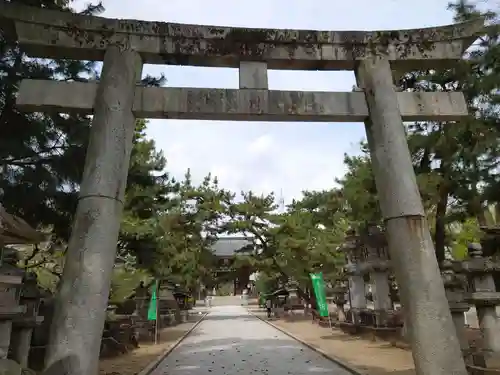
[[71, 0, 487, 203]]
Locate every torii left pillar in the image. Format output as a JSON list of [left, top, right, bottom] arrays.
[[44, 46, 143, 375]]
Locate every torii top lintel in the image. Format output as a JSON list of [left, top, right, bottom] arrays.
[[1, 3, 484, 70]]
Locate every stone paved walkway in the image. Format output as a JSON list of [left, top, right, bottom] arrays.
[[149, 305, 354, 375]]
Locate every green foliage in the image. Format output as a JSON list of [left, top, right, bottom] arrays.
[[336, 148, 381, 226], [224, 191, 346, 299], [123, 169, 233, 292], [109, 266, 151, 303], [118, 119, 173, 269], [272, 209, 345, 287], [407, 1, 499, 259], [254, 272, 278, 295], [4, 0, 500, 299], [289, 189, 345, 228], [0, 1, 101, 241], [337, 1, 500, 260], [452, 218, 481, 260]]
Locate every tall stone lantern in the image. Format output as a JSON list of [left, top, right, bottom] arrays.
[[341, 229, 366, 324], [332, 277, 348, 322], [460, 243, 500, 368], [11, 271, 44, 367], [0, 249, 26, 360], [361, 223, 392, 326], [440, 261, 470, 358], [0, 200, 45, 363]]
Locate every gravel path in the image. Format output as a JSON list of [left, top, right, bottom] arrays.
[[149, 305, 354, 375]]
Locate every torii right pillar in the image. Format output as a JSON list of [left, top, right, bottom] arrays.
[[355, 24, 483, 375]]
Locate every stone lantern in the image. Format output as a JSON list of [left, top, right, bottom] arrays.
[[0, 248, 26, 360], [441, 261, 470, 358], [341, 229, 366, 324], [479, 226, 500, 257], [0, 200, 44, 371], [479, 226, 500, 292], [11, 272, 44, 367], [460, 243, 500, 368], [362, 223, 392, 326], [332, 278, 348, 322], [343, 229, 362, 266], [284, 280, 300, 309], [133, 281, 149, 319]]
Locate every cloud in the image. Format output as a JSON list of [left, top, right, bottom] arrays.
[[247, 135, 273, 156], [72, 0, 456, 203]]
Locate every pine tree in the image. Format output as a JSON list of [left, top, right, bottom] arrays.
[[0, 0, 103, 240], [396, 0, 500, 261]]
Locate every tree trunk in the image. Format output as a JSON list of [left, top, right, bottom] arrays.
[[434, 180, 450, 264], [270, 257, 312, 304]]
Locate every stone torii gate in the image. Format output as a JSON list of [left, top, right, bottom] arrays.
[[1, 4, 483, 375]]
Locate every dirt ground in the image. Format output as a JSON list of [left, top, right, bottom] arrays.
[[249, 308, 488, 375], [274, 319, 414, 375], [249, 307, 488, 375], [98, 318, 201, 375], [249, 308, 415, 375]]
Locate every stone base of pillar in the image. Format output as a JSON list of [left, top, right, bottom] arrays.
[[450, 307, 470, 355], [349, 308, 363, 325], [335, 304, 346, 322], [373, 309, 390, 327]]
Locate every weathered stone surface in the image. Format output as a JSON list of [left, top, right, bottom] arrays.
[[149, 306, 353, 375], [239, 62, 268, 89], [40, 355, 79, 375], [0, 2, 484, 69], [17, 79, 469, 121], [43, 47, 142, 375], [0, 359, 22, 375], [0, 359, 34, 375], [357, 57, 468, 375]]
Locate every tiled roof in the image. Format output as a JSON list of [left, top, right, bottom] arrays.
[[211, 237, 254, 257]]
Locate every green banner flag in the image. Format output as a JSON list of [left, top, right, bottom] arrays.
[[310, 272, 329, 317], [147, 280, 158, 321]]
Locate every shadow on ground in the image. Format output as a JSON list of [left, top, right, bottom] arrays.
[[156, 328, 200, 342], [247, 312, 416, 375], [151, 335, 355, 375], [99, 320, 203, 375], [163, 336, 415, 375], [319, 333, 364, 342]]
